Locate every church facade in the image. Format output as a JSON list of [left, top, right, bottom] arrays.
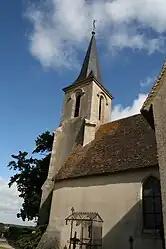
[[37, 32, 166, 249]]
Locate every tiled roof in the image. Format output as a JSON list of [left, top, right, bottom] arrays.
[[141, 59, 166, 112], [55, 114, 158, 181]]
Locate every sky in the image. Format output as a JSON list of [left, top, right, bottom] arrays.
[[0, 0, 166, 225]]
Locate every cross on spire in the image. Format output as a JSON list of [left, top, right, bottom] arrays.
[[71, 207, 75, 214], [92, 19, 97, 34]]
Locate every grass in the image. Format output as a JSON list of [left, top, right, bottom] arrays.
[[0, 246, 13, 249], [0, 247, 10, 249], [0, 243, 13, 249]]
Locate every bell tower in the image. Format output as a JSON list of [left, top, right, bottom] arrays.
[[38, 31, 113, 226], [60, 31, 113, 134]]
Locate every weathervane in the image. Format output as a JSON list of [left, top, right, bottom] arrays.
[[92, 19, 97, 34]]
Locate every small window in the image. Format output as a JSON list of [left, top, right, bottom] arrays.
[[99, 96, 104, 121], [142, 176, 163, 230], [74, 94, 81, 117]]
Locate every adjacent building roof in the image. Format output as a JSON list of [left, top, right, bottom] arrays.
[[55, 114, 158, 181], [141, 58, 166, 113]]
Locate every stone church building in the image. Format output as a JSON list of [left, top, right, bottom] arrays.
[[37, 31, 166, 249]]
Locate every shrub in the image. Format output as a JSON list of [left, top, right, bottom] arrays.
[[5, 225, 46, 249]]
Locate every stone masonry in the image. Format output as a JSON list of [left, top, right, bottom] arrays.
[[152, 72, 166, 249]]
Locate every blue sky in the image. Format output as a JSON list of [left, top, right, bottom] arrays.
[[0, 0, 166, 224]]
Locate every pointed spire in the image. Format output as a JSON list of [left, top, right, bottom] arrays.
[[73, 31, 102, 85]]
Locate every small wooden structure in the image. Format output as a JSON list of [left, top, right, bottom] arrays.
[[65, 208, 103, 249]]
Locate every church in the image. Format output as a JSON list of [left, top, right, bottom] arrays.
[[36, 30, 166, 249]]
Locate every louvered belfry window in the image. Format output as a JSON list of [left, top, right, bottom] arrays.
[[74, 94, 81, 117], [99, 95, 104, 121]]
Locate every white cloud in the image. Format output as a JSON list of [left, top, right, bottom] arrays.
[[140, 76, 156, 88], [0, 177, 34, 226], [109, 31, 165, 54], [111, 93, 148, 121], [25, 0, 166, 69]]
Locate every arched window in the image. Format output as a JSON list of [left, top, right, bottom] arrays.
[[142, 176, 163, 230], [99, 96, 104, 121], [74, 94, 81, 117]]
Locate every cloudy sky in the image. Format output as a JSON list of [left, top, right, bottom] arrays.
[[0, 0, 166, 225]]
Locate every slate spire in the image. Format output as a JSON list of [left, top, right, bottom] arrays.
[[74, 31, 102, 84]]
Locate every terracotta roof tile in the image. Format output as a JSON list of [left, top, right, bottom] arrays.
[[55, 114, 158, 181]]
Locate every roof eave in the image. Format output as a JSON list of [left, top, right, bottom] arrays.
[[62, 76, 114, 100], [141, 58, 166, 113], [140, 58, 166, 129], [54, 164, 158, 183]]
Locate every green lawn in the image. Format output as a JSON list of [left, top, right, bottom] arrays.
[[0, 243, 13, 249], [0, 246, 13, 249]]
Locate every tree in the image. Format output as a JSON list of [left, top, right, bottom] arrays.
[[7, 131, 54, 222], [0, 222, 5, 233]]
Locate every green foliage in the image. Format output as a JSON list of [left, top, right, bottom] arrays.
[[5, 226, 47, 249], [7, 131, 54, 222], [33, 131, 53, 155], [17, 230, 42, 249], [0, 222, 5, 233]]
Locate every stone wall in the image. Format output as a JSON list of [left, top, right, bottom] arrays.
[[47, 167, 162, 249], [91, 81, 112, 124], [38, 118, 85, 226], [61, 80, 112, 125], [83, 119, 96, 146], [38, 77, 112, 244], [36, 229, 60, 249], [152, 73, 166, 248], [61, 83, 93, 123]]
